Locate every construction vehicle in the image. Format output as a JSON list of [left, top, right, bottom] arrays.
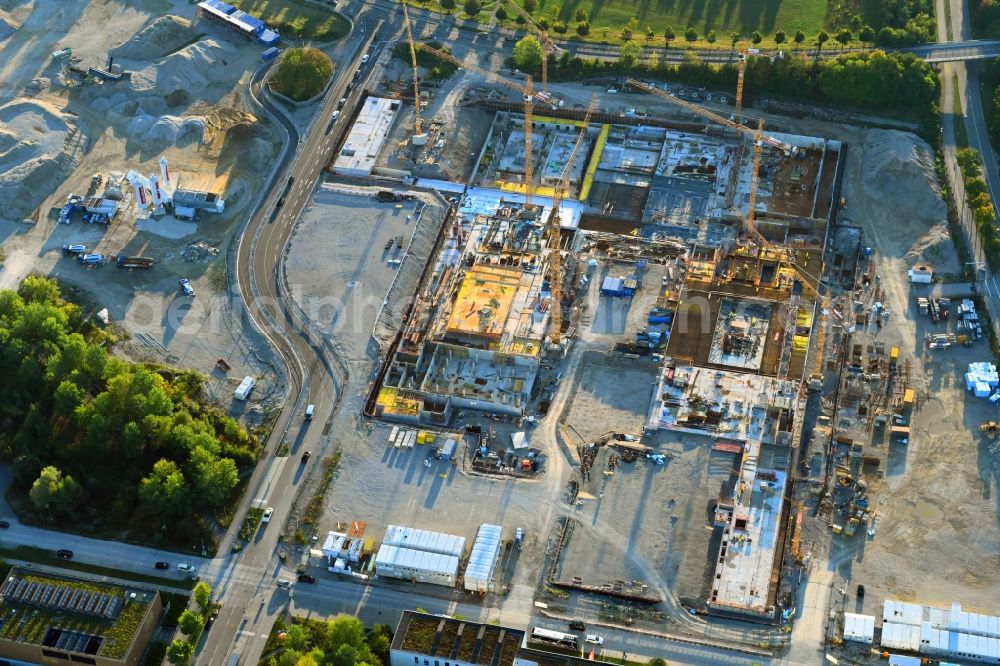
[[179, 278, 195, 297], [980, 421, 1000, 440], [115, 256, 155, 270], [401, 4, 429, 146], [624, 78, 798, 155], [502, 0, 563, 92], [546, 94, 597, 346], [76, 253, 106, 267], [62, 243, 87, 256], [735, 50, 747, 120], [52, 47, 72, 60]]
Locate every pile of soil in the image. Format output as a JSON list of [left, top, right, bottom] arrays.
[[110, 15, 193, 60]]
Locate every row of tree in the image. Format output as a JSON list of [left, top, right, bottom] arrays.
[[166, 582, 214, 664], [981, 58, 1000, 151], [510, 37, 939, 126], [262, 615, 393, 666], [0, 277, 259, 547], [955, 148, 1000, 269]]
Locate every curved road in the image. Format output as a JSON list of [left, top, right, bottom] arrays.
[[197, 23, 383, 665]]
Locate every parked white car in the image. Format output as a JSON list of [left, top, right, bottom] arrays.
[[585, 635, 604, 645], [262, 507, 274, 524], [177, 563, 196, 574]]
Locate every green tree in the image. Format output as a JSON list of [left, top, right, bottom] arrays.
[[166, 639, 193, 665], [523, 0, 535, 12], [859, 24, 875, 47], [816, 30, 829, 53], [577, 21, 589, 36], [271, 48, 334, 102], [794, 30, 805, 49], [835, 27, 853, 50], [619, 39, 641, 67], [751, 30, 762, 45], [650, 660, 668, 666], [774, 30, 786, 45], [664, 25, 675, 48], [285, 624, 311, 652], [512, 35, 544, 72], [707, 29, 716, 43], [366, 624, 393, 664], [730, 31, 740, 50], [646, 25, 655, 41], [464, 0, 480, 15], [139, 459, 190, 518], [178, 610, 204, 637], [574, 8, 587, 21], [193, 582, 212, 613], [685, 26, 697, 41], [53, 380, 83, 420], [494, 5, 507, 19], [187, 447, 238, 507], [29, 466, 81, 517], [621, 25, 633, 40], [325, 615, 374, 660], [441, 0, 455, 10]]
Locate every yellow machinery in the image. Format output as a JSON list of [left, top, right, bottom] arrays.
[[547, 95, 597, 346], [401, 4, 428, 145]]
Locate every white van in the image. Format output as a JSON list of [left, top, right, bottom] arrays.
[[305, 404, 315, 420], [235, 376, 255, 401]]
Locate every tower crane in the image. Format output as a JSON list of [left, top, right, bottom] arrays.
[[415, 44, 563, 208], [401, 4, 429, 145], [547, 94, 597, 346], [735, 50, 747, 120], [624, 78, 797, 156], [501, 0, 563, 92]]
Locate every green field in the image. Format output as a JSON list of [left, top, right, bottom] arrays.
[[510, 0, 828, 47], [227, 0, 351, 41]]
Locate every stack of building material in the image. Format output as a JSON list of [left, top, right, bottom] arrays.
[[965, 362, 999, 398]]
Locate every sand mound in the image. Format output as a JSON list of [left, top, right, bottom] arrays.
[[905, 221, 961, 273], [132, 38, 228, 96], [0, 98, 81, 220], [861, 131, 946, 220], [110, 15, 193, 60], [125, 113, 206, 144]]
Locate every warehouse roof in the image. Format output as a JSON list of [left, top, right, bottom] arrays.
[[382, 524, 466, 558], [375, 545, 459, 577], [392, 611, 523, 666], [843, 613, 875, 644], [333, 97, 400, 176]]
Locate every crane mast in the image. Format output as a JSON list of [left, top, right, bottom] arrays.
[[401, 4, 427, 143], [547, 95, 597, 345]]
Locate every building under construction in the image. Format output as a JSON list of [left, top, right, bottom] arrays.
[[373, 200, 566, 424]]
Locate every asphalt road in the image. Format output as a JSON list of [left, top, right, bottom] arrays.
[[197, 20, 385, 666]]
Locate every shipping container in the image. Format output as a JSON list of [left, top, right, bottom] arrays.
[[235, 375, 255, 400]]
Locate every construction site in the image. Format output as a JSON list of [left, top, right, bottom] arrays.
[[2, 0, 999, 659]]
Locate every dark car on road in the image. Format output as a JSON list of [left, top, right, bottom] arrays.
[[857, 584, 866, 598], [568, 620, 586, 631], [301, 451, 311, 463], [297, 574, 316, 584], [0, 520, 9, 529], [154, 561, 169, 570], [56, 549, 73, 559]]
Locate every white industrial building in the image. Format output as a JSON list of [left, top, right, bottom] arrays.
[[374, 525, 465, 587], [843, 613, 875, 644], [464, 523, 502, 593], [333, 96, 400, 177], [880, 600, 1000, 664]]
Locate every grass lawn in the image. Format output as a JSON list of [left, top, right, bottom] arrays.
[[227, 0, 351, 41], [483, 0, 829, 49]]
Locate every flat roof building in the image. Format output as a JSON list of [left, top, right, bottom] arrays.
[[879, 600, 1000, 663], [375, 525, 466, 587], [390, 611, 524, 666], [843, 613, 876, 644], [333, 97, 400, 177], [0, 567, 162, 666]]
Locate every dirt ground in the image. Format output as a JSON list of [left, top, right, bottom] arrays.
[[0, 0, 294, 411], [789, 123, 1000, 618]]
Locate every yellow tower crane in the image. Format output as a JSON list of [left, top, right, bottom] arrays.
[[502, 0, 563, 92], [415, 44, 563, 208], [735, 50, 747, 120], [401, 4, 429, 145], [547, 94, 597, 346], [624, 78, 797, 155]]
